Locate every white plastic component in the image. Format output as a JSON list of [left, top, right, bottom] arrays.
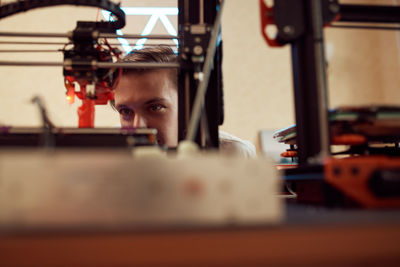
[[0, 150, 283, 229], [177, 140, 200, 156]]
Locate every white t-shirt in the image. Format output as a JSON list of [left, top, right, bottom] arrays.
[[219, 131, 257, 158]]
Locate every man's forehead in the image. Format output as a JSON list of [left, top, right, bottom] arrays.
[[115, 70, 177, 105], [123, 69, 174, 82], [117, 71, 164, 89]]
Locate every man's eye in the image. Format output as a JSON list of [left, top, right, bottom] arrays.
[[149, 104, 165, 112], [119, 108, 133, 117]]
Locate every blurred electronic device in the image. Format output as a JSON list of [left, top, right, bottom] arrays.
[[0, 150, 282, 231], [273, 105, 400, 208]]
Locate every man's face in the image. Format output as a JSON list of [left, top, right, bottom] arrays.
[[114, 69, 178, 147]]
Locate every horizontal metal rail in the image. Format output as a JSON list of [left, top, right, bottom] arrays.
[[0, 61, 180, 69], [0, 31, 177, 40]]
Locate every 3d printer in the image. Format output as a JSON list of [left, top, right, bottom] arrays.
[[260, 0, 400, 208], [0, 0, 224, 149]]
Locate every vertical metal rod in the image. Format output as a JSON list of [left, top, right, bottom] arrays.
[[186, 0, 224, 142], [197, 0, 205, 145], [311, 0, 330, 161], [184, 74, 191, 129], [178, 0, 196, 143], [291, 0, 330, 165]]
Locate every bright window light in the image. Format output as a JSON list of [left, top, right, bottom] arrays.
[[102, 7, 178, 53]]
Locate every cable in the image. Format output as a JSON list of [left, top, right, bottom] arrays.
[[31, 95, 55, 148], [0, 0, 125, 29]]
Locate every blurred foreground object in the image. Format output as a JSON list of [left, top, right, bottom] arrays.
[[0, 150, 282, 229]]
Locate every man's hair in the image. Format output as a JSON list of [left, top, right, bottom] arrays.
[[119, 45, 177, 86], [110, 46, 178, 109]]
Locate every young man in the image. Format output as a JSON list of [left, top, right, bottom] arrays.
[[113, 46, 256, 157]]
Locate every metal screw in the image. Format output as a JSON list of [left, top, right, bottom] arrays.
[[283, 25, 295, 35], [193, 45, 203, 55]]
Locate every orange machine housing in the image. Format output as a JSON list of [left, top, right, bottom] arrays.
[[324, 156, 400, 208]]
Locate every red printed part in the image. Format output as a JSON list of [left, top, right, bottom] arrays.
[[65, 79, 75, 104], [281, 150, 298, 158], [259, 0, 280, 47], [65, 77, 115, 128], [93, 81, 115, 105], [78, 99, 95, 128], [332, 134, 367, 145]]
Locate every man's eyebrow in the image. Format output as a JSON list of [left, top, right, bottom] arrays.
[[115, 104, 130, 110], [115, 98, 168, 109], [144, 97, 168, 105]]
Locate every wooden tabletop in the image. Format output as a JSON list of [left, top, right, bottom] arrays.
[[1, 222, 399, 267]]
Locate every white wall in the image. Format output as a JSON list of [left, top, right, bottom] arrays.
[[220, 0, 294, 148]]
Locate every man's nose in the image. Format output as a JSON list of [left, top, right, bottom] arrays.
[[132, 114, 147, 128]]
